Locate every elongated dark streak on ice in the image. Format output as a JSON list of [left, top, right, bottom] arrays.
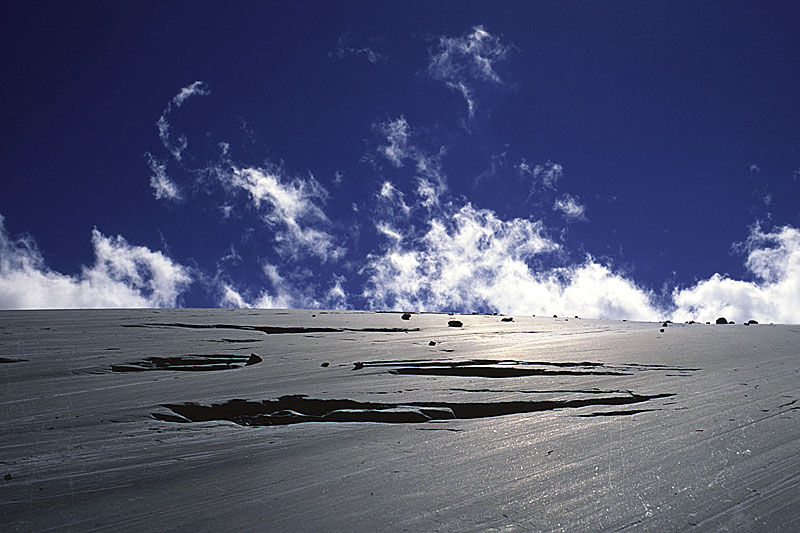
[[0, 357, 28, 363], [123, 323, 420, 334], [576, 408, 659, 417], [153, 393, 676, 425], [112, 353, 262, 372]]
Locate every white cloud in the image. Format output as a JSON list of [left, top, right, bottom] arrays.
[[218, 283, 251, 308], [145, 152, 180, 200], [223, 166, 343, 261], [533, 160, 563, 190], [0, 215, 192, 309], [427, 25, 511, 117], [325, 277, 348, 309], [171, 81, 211, 108], [363, 201, 660, 319], [376, 117, 447, 206], [218, 263, 348, 310], [379, 117, 411, 167], [364, 194, 800, 322], [553, 194, 587, 222], [416, 178, 439, 208], [378, 181, 411, 215], [157, 81, 211, 162], [365, 203, 560, 311], [672, 224, 800, 324], [515, 159, 533, 177], [375, 222, 403, 242]]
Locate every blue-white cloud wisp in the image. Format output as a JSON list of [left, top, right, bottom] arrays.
[[427, 26, 512, 118], [145, 81, 212, 202]]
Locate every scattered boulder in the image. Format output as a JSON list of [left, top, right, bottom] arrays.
[[4, 473, 11, 481], [501, 317, 514, 322], [659, 329, 665, 333], [553, 315, 558, 318], [715, 317, 728, 324], [428, 341, 436, 346], [448, 320, 463, 328], [661, 322, 669, 328], [352, 362, 364, 371], [575, 316, 579, 319], [320, 362, 329, 368], [401, 312, 411, 320], [746, 319, 759, 325]]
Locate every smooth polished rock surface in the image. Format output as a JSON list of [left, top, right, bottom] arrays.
[[1, 309, 799, 531]]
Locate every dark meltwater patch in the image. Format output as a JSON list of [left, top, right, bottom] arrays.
[[576, 408, 659, 417], [123, 323, 419, 334], [351, 359, 700, 378], [153, 392, 675, 425], [112, 353, 262, 372]]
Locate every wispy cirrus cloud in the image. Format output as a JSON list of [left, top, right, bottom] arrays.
[[148, 82, 343, 262], [553, 193, 587, 222], [218, 263, 348, 310], [427, 25, 511, 117], [378, 116, 412, 168], [221, 165, 343, 261], [376, 117, 447, 207], [156, 81, 210, 162], [516, 159, 563, 192], [329, 33, 386, 64], [0, 215, 191, 309], [145, 152, 180, 200], [146, 81, 211, 201]]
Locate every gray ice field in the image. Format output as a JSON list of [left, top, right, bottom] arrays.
[[1, 309, 799, 531]]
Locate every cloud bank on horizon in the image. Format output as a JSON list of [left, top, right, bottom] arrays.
[[1, 18, 799, 324]]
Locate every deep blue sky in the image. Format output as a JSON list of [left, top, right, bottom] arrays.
[[2, 1, 799, 321]]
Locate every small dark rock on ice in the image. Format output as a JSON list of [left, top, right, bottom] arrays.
[[716, 317, 728, 324], [448, 320, 463, 328], [401, 313, 411, 320]]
